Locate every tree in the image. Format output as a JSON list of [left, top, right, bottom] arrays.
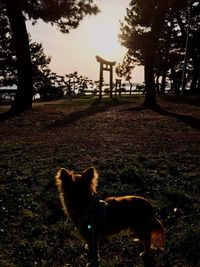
[[0, 0, 99, 118], [0, 5, 16, 88], [30, 42, 52, 94], [62, 72, 92, 96], [115, 53, 135, 94], [120, 0, 171, 107], [1, 0, 33, 116], [153, 1, 200, 95], [175, 1, 200, 94], [119, 0, 190, 107], [149, 1, 200, 95], [0, 15, 52, 94]]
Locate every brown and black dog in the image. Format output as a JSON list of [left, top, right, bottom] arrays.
[[55, 167, 165, 266]]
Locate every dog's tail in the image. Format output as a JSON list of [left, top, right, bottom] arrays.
[[151, 218, 165, 250]]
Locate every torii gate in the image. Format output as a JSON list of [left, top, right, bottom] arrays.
[[96, 55, 116, 98]]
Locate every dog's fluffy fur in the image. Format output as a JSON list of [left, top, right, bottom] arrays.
[[55, 167, 165, 261]]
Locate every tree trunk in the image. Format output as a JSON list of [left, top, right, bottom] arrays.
[[171, 67, 181, 94], [155, 74, 160, 93], [161, 70, 167, 94], [5, 0, 33, 116], [142, 0, 169, 108], [197, 77, 200, 92], [143, 53, 157, 108], [190, 59, 200, 94], [129, 80, 133, 95]]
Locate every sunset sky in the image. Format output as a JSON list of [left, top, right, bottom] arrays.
[[26, 0, 144, 83]]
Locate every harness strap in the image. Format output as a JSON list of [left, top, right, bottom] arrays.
[[70, 195, 107, 267]]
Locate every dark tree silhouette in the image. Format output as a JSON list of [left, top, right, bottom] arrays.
[[115, 53, 134, 94], [153, 1, 200, 95], [119, 0, 190, 107], [0, 11, 52, 94], [2, 0, 33, 116], [1, 0, 99, 118], [120, 0, 171, 108]]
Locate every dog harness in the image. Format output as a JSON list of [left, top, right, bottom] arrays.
[[72, 195, 109, 231]]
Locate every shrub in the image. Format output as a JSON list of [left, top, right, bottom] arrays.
[[38, 85, 64, 99]]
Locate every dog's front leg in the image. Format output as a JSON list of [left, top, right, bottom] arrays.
[[84, 232, 99, 267], [87, 238, 99, 267]]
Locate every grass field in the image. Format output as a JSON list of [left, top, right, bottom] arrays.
[[0, 95, 200, 266]]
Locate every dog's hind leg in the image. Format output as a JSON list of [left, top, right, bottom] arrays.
[[135, 230, 152, 257], [140, 237, 151, 258]]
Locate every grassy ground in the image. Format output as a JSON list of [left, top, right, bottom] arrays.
[[0, 95, 200, 267]]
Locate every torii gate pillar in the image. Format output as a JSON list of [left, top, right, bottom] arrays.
[[96, 56, 116, 98]]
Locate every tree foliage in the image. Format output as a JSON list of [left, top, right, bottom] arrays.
[[154, 1, 200, 94], [120, 0, 171, 107], [0, 7, 16, 87], [119, 0, 200, 105], [0, 0, 99, 118], [22, 0, 99, 33], [0, 7, 52, 92], [116, 53, 135, 82]]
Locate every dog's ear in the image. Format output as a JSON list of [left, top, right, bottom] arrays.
[[82, 167, 98, 192], [82, 167, 97, 179], [60, 168, 72, 182], [55, 168, 72, 187]]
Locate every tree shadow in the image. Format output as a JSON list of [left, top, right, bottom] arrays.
[[48, 98, 121, 128], [122, 104, 200, 130], [121, 105, 146, 113], [150, 105, 200, 130], [162, 95, 200, 107]]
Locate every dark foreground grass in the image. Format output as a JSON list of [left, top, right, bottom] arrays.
[[0, 96, 200, 266]]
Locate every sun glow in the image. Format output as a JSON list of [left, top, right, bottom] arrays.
[[26, 0, 145, 82], [90, 22, 121, 60], [86, 1, 126, 62]]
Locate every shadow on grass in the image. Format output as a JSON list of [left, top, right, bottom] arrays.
[[162, 94, 200, 107], [48, 98, 123, 128], [152, 105, 200, 130], [123, 104, 200, 130]]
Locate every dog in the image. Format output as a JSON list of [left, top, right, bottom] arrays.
[[55, 167, 165, 266]]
